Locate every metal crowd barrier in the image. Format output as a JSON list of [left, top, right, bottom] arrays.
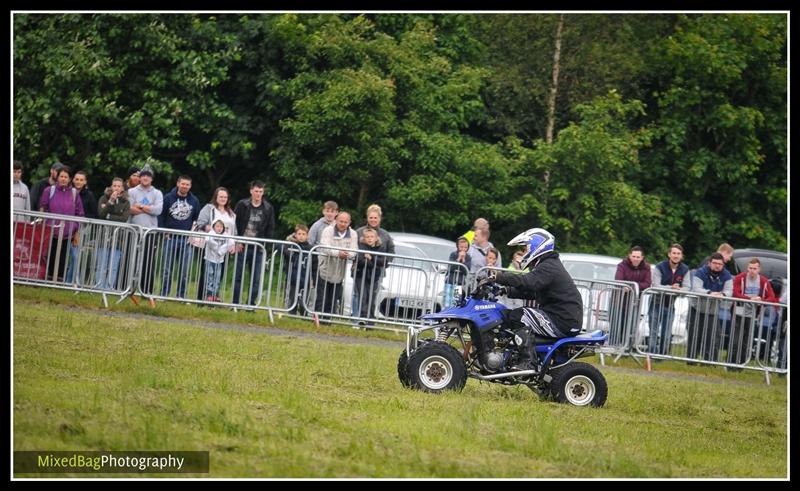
[[568, 278, 640, 359], [635, 287, 787, 377], [298, 244, 470, 330], [139, 227, 302, 313], [13, 210, 141, 305]]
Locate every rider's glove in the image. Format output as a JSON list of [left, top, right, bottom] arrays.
[[477, 276, 494, 288]]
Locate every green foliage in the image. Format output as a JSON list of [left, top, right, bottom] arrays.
[[533, 92, 663, 255], [644, 14, 787, 263], [12, 13, 785, 260]]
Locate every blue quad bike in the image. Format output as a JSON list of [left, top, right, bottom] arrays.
[[397, 282, 609, 407]]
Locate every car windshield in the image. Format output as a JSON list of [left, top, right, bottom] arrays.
[[562, 260, 618, 281], [395, 244, 427, 259], [409, 243, 453, 262], [390, 244, 431, 270]]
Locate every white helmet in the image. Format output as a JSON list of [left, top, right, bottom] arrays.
[[507, 228, 555, 270]]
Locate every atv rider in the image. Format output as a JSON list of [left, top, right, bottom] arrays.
[[486, 228, 584, 371]]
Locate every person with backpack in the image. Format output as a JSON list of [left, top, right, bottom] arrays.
[[38, 165, 84, 282]]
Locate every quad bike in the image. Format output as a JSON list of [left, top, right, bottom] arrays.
[[397, 281, 608, 407]]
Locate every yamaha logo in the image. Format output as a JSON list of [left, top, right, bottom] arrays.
[[474, 304, 496, 310]]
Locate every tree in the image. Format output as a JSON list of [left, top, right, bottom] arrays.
[[643, 14, 787, 263], [534, 91, 665, 256]]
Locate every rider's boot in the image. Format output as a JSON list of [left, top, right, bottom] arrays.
[[511, 328, 538, 371]]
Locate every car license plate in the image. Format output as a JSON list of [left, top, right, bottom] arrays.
[[398, 298, 429, 309]]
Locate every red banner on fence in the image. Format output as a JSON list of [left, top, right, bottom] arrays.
[[13, 221, 52, 280]]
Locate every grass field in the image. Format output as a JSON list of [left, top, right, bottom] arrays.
[[13, 286, 788, 478]]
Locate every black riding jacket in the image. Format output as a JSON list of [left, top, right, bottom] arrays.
[[494, 251, 583, 333]]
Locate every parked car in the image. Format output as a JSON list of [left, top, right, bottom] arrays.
[[558, 252, 689, 346], [341, 233, 456, 320], [388, 232, 457, 264]]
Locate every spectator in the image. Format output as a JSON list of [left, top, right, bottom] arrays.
[[38, 166, 84, 282], [502, 248, 528, 309], [615, 245, 652, 292], [308, 200, 338, 247], [203, 219, 235, 303], [72, 170, 98, 219], [648, 243, 691, 355], [124, 166, 140, 191], [352, 204, 394, 318], [508, 249, 527, 272], [613, 246, 652, 348], [65, 170, 98, 284], [118, 165, 141, 299], [730, 258, 779, 368], [696, 242, 734, 269], [444, 236, 471, 308], [315, 211, 358, 316], [232, 180, 276, 307], [352, 226, 387, 324], [776, 281, 788, 371], [193, 187, 236, 302], [158, 175, 201, 299], [13, 160, 31, 221], [282, 223, 315, 315], [356, 204, 395, 255], [127, 163, 164, 307], [95, 177, 131, 290], [477, 247, 501, 280], [462, 217, 490, 245], [687, 252, 733, 363], [469, 228, 501, 275], [30, 161, 64, 213]]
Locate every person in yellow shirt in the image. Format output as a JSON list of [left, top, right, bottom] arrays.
[[462, 217, 489, 245]]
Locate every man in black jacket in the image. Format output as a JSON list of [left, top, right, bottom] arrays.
[[491, 228, 583, 370], [232, 180, 276, 306]]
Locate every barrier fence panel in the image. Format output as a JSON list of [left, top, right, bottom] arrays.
[[569, 278, 640, 355], [636, 288, 787, 374], [13, 211, 140, 298], [301, 245, 469, 330], [139, 228, 301, 311]]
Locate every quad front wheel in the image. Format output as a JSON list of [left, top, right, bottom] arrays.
[[406, 342, 467, 393], [548, 362, 608, 407], [397, 350, 411, 387]]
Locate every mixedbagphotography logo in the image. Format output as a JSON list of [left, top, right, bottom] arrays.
[[14, 451, 209, 474]]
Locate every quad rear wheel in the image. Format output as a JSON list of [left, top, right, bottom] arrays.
[[549, 362, 607, 407]]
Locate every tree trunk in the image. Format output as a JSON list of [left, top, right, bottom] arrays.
[[357, 181, 369, 214], [543, 14, 564, 209]]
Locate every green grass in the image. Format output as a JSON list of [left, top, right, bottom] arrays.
[[13, 286, 788, 478]]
